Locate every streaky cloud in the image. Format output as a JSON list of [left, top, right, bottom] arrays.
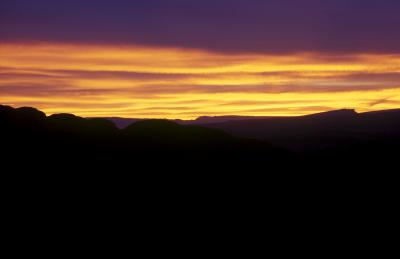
[[2, 42, 400, 118]]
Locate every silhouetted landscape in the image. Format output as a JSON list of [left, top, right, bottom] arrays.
[[3, 1, 400, 236], [0, 104, 288, 170], [2, 104, 399, 171]]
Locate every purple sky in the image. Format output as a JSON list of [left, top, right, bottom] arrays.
[[1, 0, 400, 54]]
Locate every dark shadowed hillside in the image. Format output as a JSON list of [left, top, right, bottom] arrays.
[[1, 104, 400, 172], [102, 108, 400, 164], [0, 105, 288, 170], [199, 109, 400, 154]]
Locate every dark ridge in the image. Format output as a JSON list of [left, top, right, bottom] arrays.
[[302, 109, 358, 119], [99, 117, 141, 129], [122, 119, 235, 149], [193, 115, 273, 124], [1, 105, 289, 170], [103, 109, 359, 128], [362, 108, 400, 115], [15, 107, 46, 120], [1, 104, 399, 173], [198, 108, 400, 153]]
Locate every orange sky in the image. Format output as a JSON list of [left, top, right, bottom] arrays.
[[1, 43, 400, 119]]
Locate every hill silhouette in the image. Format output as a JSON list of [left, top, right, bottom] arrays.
[[1, 104, 399, 171], [0, 105, 287, 170], [197, 109, 400, 153]]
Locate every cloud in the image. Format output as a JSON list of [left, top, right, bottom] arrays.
[[367, 96, 400, 108], [2, 42, 400, 118], [2, 0, 400, 54]]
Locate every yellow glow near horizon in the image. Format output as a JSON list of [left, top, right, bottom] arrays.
[[1, 42, 400, 119]]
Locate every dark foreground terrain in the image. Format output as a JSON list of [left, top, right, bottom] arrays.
[[1, 104, 398, 229], [0, 105, 288, 171], [1, 104, 399, 173]]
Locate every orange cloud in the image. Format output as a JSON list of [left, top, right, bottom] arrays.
[[1, 43, 400, 119]]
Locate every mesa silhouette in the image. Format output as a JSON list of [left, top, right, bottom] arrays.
[[1, 104, 399, 170], [106, 109, 400, 154], [0, 105, 286, 168]]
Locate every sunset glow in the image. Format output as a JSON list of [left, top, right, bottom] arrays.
[[1, 43, 400, 119]]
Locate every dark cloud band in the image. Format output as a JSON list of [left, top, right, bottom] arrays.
[[1, 0, 400, 53]]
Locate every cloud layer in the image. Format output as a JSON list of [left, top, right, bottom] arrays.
[[1, 0, 400, 53], [1, 43, 400, 118]]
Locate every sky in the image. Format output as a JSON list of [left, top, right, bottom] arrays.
[[1, 0, 400, 118]]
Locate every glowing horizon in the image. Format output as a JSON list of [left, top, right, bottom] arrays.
[[1, 42, 400, 119]]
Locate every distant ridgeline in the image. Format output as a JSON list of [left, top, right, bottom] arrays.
[[1, 104, 400, 170], [0, 104, 287, 169]]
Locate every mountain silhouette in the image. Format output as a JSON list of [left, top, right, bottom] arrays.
[[0, 104, 287, 171], [1, 104, 399, 172], [196, 109, 400, 153]]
